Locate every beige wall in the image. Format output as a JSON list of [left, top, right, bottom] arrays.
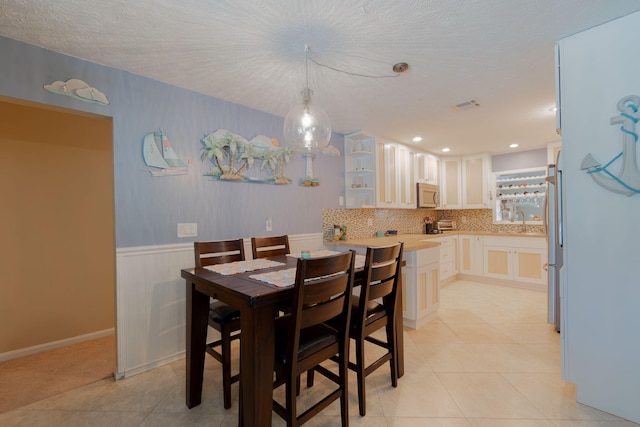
[[0, 97, 115, 353]]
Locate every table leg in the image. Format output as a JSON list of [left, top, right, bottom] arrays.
[[185, 280, 210, 408], [239, 304, 276, 427], [396, 271, 405, 378]]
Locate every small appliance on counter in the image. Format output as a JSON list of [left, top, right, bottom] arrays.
[[436, 220, 456, 232], [424, 223, 442, 234], [423, 216, 441, 234]]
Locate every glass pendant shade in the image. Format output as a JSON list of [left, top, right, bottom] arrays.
[[283, 88, 331, 153]]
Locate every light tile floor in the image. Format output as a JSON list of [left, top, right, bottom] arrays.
[[2, 280, 638, 426]]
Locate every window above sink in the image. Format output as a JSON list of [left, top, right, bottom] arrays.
[[491, 167, 546, 225]]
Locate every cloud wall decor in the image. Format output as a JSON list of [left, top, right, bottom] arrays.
[[44, 78, 110, 105]]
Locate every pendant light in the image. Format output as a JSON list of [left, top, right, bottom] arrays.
[[283, 45, 331, 153]]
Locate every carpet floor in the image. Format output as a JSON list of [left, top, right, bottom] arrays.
[[0, 335, 116, 413]]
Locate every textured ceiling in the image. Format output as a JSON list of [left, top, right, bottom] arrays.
[[2, 0, 640, 155]]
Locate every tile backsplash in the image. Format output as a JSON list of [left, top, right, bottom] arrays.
[[322, 208, 543, 240]]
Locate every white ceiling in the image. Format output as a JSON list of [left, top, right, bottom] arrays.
[[2, 0, 640, 155]]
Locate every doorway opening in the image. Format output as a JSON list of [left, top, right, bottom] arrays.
[[0, 96, 116, 410]]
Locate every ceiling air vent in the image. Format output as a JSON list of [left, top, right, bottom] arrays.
[[449, 99, 480, 112]]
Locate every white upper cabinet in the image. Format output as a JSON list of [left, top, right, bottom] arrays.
[[416, 152, 440, 185], [441, 157, 462, 208], [440, 154, 490, 209], [375, 140, 418, 209], [397, 144, 416, 208], [461, 155, 490, 208], [376, 140, 398, 208], [345, 131, 430, 210]]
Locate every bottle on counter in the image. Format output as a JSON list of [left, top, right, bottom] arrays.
[[339, 225, 347, 240], [334, 225, 341, 241]]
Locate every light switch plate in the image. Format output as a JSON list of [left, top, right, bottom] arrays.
[[178, 223, 198, 237]]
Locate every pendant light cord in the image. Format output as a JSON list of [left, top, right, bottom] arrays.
[[303, 43, 404, 79], [307, 56, 402, 79], [305, 48, 310, 88]]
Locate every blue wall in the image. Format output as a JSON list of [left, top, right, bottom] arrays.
[[491, 148, 547, 172], [0, 36, 345, 248]]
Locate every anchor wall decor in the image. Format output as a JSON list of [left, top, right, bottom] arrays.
[[581, 95, 640, 196]]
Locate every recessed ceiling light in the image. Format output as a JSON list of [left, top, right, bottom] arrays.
[[412, 136, 422, 142], [509, 143, 519, 148], [441, 147, 450, 153]]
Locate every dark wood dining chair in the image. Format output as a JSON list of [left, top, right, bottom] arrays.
[[310, 243, 403, 416], [349, 242, 403, 416], [272, 251, 355, 427], [251, 235, 290, 259], [194, 239, 245, 409]]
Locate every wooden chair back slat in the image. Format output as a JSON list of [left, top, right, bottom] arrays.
[[251, 235, 290, 259], [194, 239, 245, 268]]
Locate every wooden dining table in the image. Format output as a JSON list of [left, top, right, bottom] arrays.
[[182, 252, 404, 427]]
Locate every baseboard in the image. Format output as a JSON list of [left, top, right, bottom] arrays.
[[0, 328, 115, 362], [116, 351, 185, 380], [403, 310, 438, 329], [456, 273, 545, 292]]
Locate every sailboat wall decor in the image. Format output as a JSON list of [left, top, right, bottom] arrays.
[[143, 130, 188, 176]]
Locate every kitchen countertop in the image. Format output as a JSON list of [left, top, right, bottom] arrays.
[[327, 230, 545, 252]]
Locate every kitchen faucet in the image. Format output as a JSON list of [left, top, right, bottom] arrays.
[[511, 209, 527, 232]]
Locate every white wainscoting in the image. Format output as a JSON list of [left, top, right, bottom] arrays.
[[115, 233, 323, 378]]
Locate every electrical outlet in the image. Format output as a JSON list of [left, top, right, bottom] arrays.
[[461, 216, 467, 223], [339, 196, 344, 206], [367, 218, 373, 226], [266, 217, 272, 231]]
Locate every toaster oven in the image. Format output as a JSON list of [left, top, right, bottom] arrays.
[[436, 220, 456, 231]]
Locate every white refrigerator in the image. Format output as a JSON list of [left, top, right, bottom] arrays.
[[556, 11, 640, 423]]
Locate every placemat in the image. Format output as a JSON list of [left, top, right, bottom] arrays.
[[204, 259, 285, 275], [249, 268, 297, 288], [287, 251, 366, 269], [287, 249, 342, 258]]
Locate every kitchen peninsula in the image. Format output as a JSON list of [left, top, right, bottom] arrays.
[[329, 234, 442, 329]]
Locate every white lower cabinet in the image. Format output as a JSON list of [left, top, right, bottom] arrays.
[[402, 246, 440, 329], [458, 234, 484, 276], [430, 235, 458, 282], [482, 236, 547, 289]]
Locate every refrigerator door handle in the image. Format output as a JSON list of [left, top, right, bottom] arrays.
[[557, 169, 564, 252], [544, 163, 556, 243], [543, 188, 549, 240]]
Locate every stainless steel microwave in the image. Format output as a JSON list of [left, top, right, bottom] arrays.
[[417, 183, 440, 208]]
